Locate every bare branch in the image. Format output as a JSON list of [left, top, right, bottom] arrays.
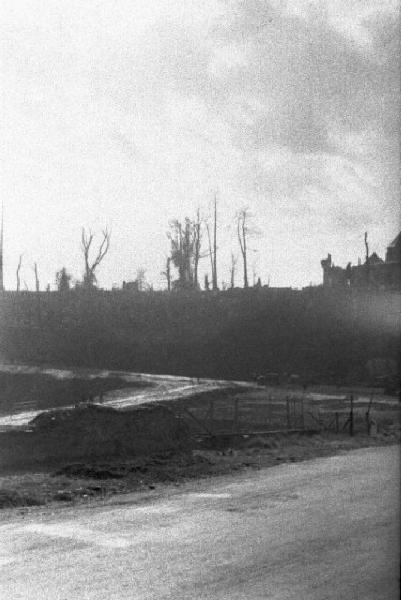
[[81, 227, 111, 287]]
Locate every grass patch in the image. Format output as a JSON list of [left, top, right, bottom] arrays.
[[0, 431, 399, 512]]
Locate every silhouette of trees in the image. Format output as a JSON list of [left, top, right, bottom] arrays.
[[168, 215, 205, 290], [81, 227, 111, 288]]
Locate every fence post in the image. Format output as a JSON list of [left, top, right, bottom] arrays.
[[349, 394, 354, 437], [209, 398, 214, 430], [300, 397, 305, 430], [234, 397, 239, 433], [366, 394, 373, 436]]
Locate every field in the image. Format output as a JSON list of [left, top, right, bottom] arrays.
[[0, 370, 398, 511], [165, 385, 400, 439]]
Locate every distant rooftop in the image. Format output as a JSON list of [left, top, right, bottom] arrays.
[[387, 232, 401, 249]]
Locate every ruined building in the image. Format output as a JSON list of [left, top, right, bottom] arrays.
[[321, 232, 401, 290]]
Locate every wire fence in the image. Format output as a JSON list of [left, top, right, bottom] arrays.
[[176, 391, 379, 439]]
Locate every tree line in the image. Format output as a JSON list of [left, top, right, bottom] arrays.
[[11, 198, 261, 293]]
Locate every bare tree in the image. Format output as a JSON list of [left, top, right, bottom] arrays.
[[212, 194, 218, 290], [32, 262, 43, 325], [193, 209, 202, 289], [205, 221, 215, 286], [364, 231, 369, 263], [237, 209, 249, 288], [81, 227, 111, 288], [230, 253, 237, 289], [162, 256, 172, 291], [16, 254, 23, 292], [33, 262, 40, 292], [236, 208, 261, 289], [204, 194, 218, 290]]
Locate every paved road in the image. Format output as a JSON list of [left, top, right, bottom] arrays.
[[0, 446, 399, 599]]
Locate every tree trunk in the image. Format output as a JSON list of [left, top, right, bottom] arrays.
[[194, 209, 201, 289], [166, 257, 171, 292], [206, 223, 214, 285], [212, 195, 218, 290], [33, 262, 40, 292], [230, 253, 236, 289], [16, 255, 22, 292]]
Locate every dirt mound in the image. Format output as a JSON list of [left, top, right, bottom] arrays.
[[0, 490, 44, 508], [29, 403, 117, 430]]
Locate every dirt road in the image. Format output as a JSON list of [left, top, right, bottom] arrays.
[[0, 446, 399, 599], [0, 363, 241, 428]]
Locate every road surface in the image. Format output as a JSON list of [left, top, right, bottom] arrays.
[[0, 446, 399, 599]]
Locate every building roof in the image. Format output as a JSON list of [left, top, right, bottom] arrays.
[[387, 232, 401, 248]]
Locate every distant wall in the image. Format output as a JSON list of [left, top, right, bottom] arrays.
[[0, 287, 399, 382], [0, 404, 189, 469]]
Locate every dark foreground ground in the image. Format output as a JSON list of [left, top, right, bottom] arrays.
[[0, 371, 399, 509], [0, 430, 399, 510], [0, 446, 399, 600]]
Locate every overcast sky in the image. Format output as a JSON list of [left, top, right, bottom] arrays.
[[0, 0, 399, 290]]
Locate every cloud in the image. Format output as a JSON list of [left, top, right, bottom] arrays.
[[0, 0, 398, 289]]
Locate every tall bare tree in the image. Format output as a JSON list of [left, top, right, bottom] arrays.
[[212, 194, 218, 290], [16, 254, 23, 292], [237, 209, 262, 288], [364, 231, 369, 263], [204, 194, 218, 290], [230, 253, 237, 289], [193, 209, 202, 289], [81, 227, 111, 288], [32, 262, 43, 326], [237, 209, 249, 288], [33, 262, 40, 292], [205, 221, 215, 286]]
